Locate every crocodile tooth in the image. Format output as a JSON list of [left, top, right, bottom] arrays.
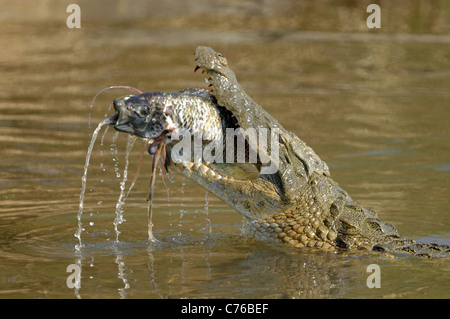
[[193, 161, 202, 171], [199, 164, 209, 175], [183, 161, 194, 171], [221, 174, 233, 181], [206, 168, 216, 179]]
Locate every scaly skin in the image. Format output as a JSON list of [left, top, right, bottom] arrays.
[[167, 46, 450, 258]]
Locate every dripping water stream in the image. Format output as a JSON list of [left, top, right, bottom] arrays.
[[75, 118, 110, 251], [113, 134, 138, 243], [204, 191, 212, 236]]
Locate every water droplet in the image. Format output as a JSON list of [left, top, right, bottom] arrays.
[[89, 222, 94, 226], [97, 200, 103, 205]]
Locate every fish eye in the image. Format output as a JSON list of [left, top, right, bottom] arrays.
[[140, 106, 150, 116]]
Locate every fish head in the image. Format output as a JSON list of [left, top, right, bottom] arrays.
[[109, 93, 167, 139]]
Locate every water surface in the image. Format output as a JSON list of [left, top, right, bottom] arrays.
[[0, 0, 449, 298]]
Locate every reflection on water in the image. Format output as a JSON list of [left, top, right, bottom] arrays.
[[0, 0, 449, 298]]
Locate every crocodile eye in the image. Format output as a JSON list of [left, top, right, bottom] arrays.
[[216, 52, 227, 66]]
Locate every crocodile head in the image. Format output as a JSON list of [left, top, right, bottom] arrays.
[[164, 46, 331, 221]]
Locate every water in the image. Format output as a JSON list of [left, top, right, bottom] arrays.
[[113, 134, 137, 243], [0, 0, 449, 299], [75, 118, 109, 251]]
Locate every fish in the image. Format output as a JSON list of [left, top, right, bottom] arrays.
[[110, 88, 225, 153]]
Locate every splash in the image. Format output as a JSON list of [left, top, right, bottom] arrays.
[[204, 191, 212, 235], [77, 86, 142, 252], [147, 141, 165, 243], [88, 86, 142, 131], [113, 134, 138, 243], [75, 118, 110, 251]]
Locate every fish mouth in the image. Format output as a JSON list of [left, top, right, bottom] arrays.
[[109, 95, 170, 157], [109, 98, 136, 135], [109, 96, 166, 140]]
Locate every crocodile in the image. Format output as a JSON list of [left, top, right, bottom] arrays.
[[188, 46, 450, 258], [113, 46, 450, 258]]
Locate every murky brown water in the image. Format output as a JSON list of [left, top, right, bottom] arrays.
[[0, 0, 449, 299]]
